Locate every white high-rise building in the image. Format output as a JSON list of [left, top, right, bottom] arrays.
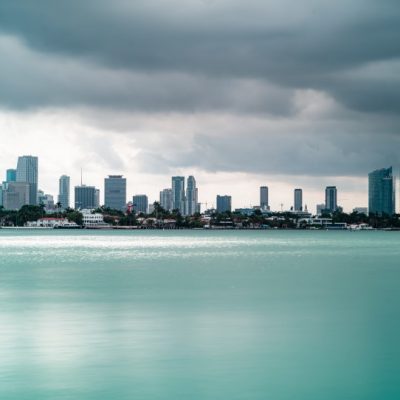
[[160, 188, 172, 211], [16, 155, 38, 205], [58, 175, 70, 209], [185, 176, 198, 216]]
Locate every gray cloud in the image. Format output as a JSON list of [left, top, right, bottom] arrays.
[[0, 0, 399, 114], [0, 0, 399, 194]]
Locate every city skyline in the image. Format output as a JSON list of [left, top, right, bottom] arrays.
[[2, 155, 399, 214], [0, 1, 399, 215]]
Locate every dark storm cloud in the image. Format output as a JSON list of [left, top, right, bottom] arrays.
[[0, 0, 399, 183], [0, 0, 399, 113]]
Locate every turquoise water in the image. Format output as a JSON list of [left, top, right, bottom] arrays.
[[0, 230, 399, 399]]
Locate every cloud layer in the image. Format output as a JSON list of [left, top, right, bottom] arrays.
[[0, 0, 399, 210]]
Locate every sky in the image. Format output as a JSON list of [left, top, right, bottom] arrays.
[[0, 0, 399, 212]]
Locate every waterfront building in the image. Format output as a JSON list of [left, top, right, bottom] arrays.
[[260, 186, 269, 209], [16, 155, 38, 205], [6, 169, 16, 182], [368, 167, 395, 216], [172, 176, 185, 214], [160, 188, 173, 211], [81, 209, 107, 227], [132, 194, 148, 214], [325, 186, 337, 212], [58, 175, 70, 209], [294, 188, 303, 211], [216, 195, 232, 213], [104, 175, 126, 211], [75, 185, 97, 210], [185, 176, 198, 216], [3, 182, 30, 210]]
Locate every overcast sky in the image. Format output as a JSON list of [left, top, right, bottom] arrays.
[[0, 0, 399, 212]]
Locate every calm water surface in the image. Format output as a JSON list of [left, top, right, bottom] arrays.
[[0, 230, 399, 399]]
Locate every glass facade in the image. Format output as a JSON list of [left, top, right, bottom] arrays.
[[104, 175, 126, 211], [16, 156, 38, 205], [368, 167, 395, 216]]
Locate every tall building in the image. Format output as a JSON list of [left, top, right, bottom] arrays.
[[104, 175, 126, 211], [260, 186, 269, 209], [325, 186, 337, 212], [58, 175, 70, 209], [75, 185, 97, 209], [6, 169, 16, 182], [294, 188, 303, 211], [216, 195, 232, 213], [132, 195, 148, 214], [16, 155, 38, 205], [185, 176, 198, 216], [160, 188, 172, 211], [316, 203, 325, 216], [172, 176, 185, 214], [368, 167, 395, 216], [38, 191, 55, 211], [3, 182, 30, 210], [95, 189, 100, 208]]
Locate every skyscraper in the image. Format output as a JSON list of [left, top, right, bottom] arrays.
[[185, 176, 198, 216], [368, 167, 395, 216], [104, 175, 126, 211], [3, 182, 30, 210], [325, 186, 337, 212], [216, 195, 232, 213], [160, 188, 173, 211], [75, 185, 97, 209], [6, 169, 16, 182], [58, 175, 70, 209], [132, 195, 148, 214], [172, 176, 185, 214], [260, 186, 269, 209], [294, 188, 303, 211], [16, 155, 38, 205]]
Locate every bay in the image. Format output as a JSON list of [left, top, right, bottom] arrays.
[[0, 230, 399, 399]]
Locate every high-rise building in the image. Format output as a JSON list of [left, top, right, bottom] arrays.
[[294, 188, 303, 211], [95, 189, 100, 208], [160, 188, 172, 211], [172, 176, 185, 214], [185, 176, 198, 216], [16, 155, 38, 205], [260, 186, 269, 209], [216, 195, 232, 213], [368, 167, 395, 216], [6, 169, 16, 182], [316, 203, 325, 216], [132, 195, 148, 214], [3, 182, 30, 210], [75, 185, 97, 210], [58, 175, 70, 209], [38, 191, 55, 211], [104, 175, 126, 211], [325, 186, 337, 212]]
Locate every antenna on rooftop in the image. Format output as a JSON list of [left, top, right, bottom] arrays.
[[80, 168, 83, 186]]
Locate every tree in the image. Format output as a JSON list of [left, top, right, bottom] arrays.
[[65, 210, 83, 226]]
